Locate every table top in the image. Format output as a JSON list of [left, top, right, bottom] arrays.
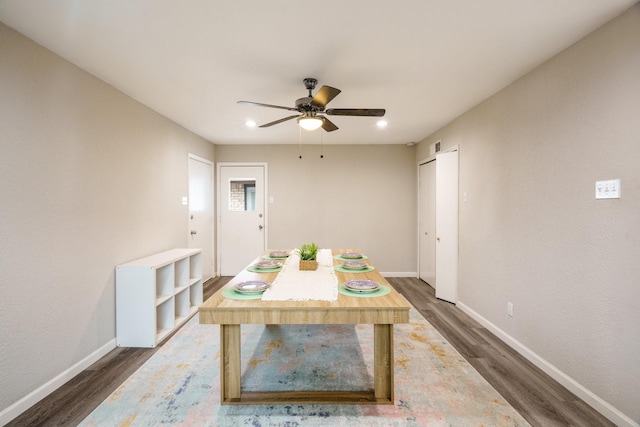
[[199, 249, 411, 325]]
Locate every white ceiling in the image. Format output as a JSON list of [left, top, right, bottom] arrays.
[[1, 0, 636, 145]]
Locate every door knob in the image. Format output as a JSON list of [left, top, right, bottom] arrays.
[[258, 225, 263, 230], [190, 230, 197, 235], [436, 237, 440, 241]]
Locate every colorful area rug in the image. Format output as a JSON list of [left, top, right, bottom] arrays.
[[80, 307, 529, 426]]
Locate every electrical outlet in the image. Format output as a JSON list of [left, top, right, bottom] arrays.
[[507, 302, 514, 317]]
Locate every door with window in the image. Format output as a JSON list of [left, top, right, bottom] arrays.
[[218, 163, 267, 275]]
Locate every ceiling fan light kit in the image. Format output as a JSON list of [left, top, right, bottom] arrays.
[[238, 78, 385, 133], [297, 116, 324, 131]]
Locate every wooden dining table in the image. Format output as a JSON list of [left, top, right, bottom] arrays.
[[198, 249, 411, 405]]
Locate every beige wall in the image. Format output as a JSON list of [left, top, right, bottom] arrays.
[[215, 144, 417, 273], [0, 23, 215, 416], [416, 5, 640, 424], [3, 3, 639, 424]]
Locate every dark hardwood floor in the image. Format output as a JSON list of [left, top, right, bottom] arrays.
[[7, 277, 614, 427]]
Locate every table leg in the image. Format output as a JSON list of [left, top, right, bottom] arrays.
[[373, 324, 394, 402], [220, 324, 241, 403]]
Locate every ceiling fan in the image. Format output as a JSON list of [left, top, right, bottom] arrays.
[[237, 78, 385, 132]]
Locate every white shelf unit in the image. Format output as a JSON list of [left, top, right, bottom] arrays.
[[116, 248, 202, 347]]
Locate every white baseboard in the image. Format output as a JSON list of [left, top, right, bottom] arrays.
[[381, 272, 417, 278], [457, 301, 639, 427], [0, 338, 117, 426]]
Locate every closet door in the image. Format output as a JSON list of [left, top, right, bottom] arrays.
[[418, 159, 436, 286], [435, 149, 458, 304]]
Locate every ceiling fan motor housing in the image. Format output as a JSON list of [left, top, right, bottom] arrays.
[[295, 97, 316, 111]]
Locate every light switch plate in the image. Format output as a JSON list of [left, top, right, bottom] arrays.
[[595, 179, 620, 199]]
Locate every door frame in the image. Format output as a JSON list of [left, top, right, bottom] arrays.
[[417, 146, 459, 302], [216, 162, 268, 274], [188, 154, 214, 280]]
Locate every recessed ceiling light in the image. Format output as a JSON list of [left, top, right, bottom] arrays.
[[246, 120, 257, 128], [377, 120, 388, 128]]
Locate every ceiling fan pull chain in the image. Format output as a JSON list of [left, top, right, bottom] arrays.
[[320, 131, 324, 159], [299, 125, 303, 159]]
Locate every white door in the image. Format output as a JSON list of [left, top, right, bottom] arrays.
[[435, 149, 459, 303], [218, 164, 266, 275], [418, 159, 436, 286], [188, 155, 214, 280]]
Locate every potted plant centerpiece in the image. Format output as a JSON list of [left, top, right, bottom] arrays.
[[297, 243, 319, 271]]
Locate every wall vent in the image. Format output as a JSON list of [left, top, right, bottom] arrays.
[[430, 140, 442, 155]]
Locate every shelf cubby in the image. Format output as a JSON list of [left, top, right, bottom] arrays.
[[156, 264, 174, 298], [175, 257, 190, 288], [190, 253, 202, 282], [156, 297, 175, 335], [190, 280, 204, 307], [116, 248, 202, 347], [175, 287, 191, 318]]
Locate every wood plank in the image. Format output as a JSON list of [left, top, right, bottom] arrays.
[[373, 324, 393, 402], [224, 390, 392, 405], [200, 307, 409, 325], [220, 324, 241, 402]]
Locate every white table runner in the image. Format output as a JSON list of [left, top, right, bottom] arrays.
[[261, 249, 338, 301]]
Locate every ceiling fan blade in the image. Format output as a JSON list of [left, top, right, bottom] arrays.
[[310, 86, 341, 108], [321, 117, 338, 132], [325, 108, 386, 117], [259, 114, 301, 128], [238, 101, 298, 112]]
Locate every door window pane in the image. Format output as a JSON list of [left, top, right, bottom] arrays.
[[229, 179, 256, 211]]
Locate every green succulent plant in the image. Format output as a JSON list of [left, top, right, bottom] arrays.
[[297, 243, 319, 260]]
